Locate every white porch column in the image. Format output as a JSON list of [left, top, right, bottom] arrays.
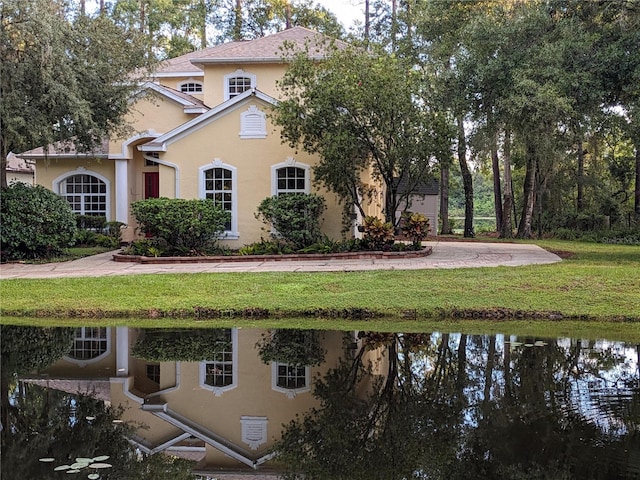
[[115, 159, 128, 223], [116, 327, 129, 377]]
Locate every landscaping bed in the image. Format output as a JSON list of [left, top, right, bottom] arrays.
[[112, 246, 432, 264]]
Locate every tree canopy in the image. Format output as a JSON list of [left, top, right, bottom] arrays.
[[273, 43, 450, 227], [0, 0, 156, 188]]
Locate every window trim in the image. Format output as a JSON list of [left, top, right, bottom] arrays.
[[271, 158, 310, 196], [177, 80, 203, 93], [271, 362, 311, 399], [199, 160, 239, 239], [64, 327, 112, 366], [224, 70, 256, 101], [53, 169, 111, 220], [199, 329, 238, 396]]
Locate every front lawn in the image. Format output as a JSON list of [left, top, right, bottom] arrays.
[[1, 240, 638, 322]]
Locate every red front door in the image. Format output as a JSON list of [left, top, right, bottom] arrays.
[[144, 172, 159, 199]]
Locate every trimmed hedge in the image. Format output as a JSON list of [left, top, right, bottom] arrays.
[[130, 198, 230, 255]]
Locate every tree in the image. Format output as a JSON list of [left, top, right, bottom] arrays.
[[0, 0, 156, 188], [273, 43, 446, 228]]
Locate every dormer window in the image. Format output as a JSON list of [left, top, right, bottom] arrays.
[[224, 70, 256, 100], [179, 81, 203, 93]]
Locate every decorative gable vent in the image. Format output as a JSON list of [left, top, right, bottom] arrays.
[[240, 105, 267, 139]]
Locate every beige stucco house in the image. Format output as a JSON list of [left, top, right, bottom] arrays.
[[18, 27, 396, 245], [28, 327, 385, 477]]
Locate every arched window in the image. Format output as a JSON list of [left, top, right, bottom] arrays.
[[199, 329, 238, 396], [65, 327, 111, 364], [178, 81, 203, 93], [224, 70, 256, 100], [271, 362, 310, 399], [199, 161, 238, 237], [271, 160, 310, 196], [55, 172, 110, 218]]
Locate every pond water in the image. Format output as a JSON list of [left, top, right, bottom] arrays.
[[2, 326, 640, 479]]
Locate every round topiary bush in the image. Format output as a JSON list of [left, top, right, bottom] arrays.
[[0, 183, 77, 261]]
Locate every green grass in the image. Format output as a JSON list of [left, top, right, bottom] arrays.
[[1, 240, 638, 322]]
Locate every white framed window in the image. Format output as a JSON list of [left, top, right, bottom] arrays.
[[271, 362, 310, 399], [199, 329, 238, 396], [55, 171, 111, 218], [178, 81, 203, 93], [224, 70, 256, 100], [239, 105, 267, 139], [65, 327, 111, 365], [271, 159, 310, 196], [199, 160, 238, 238]]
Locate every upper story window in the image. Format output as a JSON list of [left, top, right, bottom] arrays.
[[224, 70, 256, 101], [179, 81, 203, 93]]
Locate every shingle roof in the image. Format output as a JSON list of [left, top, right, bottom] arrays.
[[17, 138, 110, 158], [394, 176, 439, 196], [156, 26, 345, 74]]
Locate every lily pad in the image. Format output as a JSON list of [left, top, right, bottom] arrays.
[[92, 455, 110, 462], [66, 470, 81, 474], [54, 465, 72, 471], [39, 458, 55, 463], [88, 475, 100, 480], [88, 463, 112, 469], [71, 462, 90, 469]]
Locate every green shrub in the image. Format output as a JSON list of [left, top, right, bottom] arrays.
[[255, 193, 326, 249], [75, 215, 107, 231], [0, 183, 77, 261], [238, 239, 295, 255], [256, 329, 325, 367], [132, 329, 231, 362], [130, 198, 230, 255]]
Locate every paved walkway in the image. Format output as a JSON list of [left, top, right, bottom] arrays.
[[0, 242, 561, 279]]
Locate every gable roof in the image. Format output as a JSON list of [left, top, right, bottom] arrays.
[[143, 82, 210, 113], [154, 26, 346, 76], [394, 177, 439, 196], [17, 138, 110, 160], [139, 88, 277, 152]]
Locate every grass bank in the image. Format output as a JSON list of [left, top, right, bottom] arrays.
[[1, 240, 638, 321]]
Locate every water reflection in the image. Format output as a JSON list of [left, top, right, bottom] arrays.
[[2, 326, 640, 479]]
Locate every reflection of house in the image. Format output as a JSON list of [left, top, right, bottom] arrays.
[[5, 152, 34, 185], [34, 327, 383, 477]]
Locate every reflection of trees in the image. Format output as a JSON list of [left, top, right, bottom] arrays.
[[0, 326, 194, 479], [275, 333, 640, 480]]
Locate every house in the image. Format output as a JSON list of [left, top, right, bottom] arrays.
[[26, 327, 386, 477], [5, 152, 34, 186], [18, 27, 436, 245]]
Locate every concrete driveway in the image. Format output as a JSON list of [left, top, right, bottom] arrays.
[[0, 242, 561, 280]]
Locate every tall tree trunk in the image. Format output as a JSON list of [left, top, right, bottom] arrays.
[[200, 0, 207, 48], [517, 142, 537, 238], [491, 132, 503, 232], [364, 0, 370, 45], [577, 138, 585, 212], [457, 116, 474, 238], [635, 138, 640, 223], [233, 0, 243, 40], [500, 129, 513, 238], [439, 161, 452, 234], [483, 335, 496, 415], [285, 1, 292, 29]]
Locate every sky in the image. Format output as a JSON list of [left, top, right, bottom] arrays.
[[317, 0, 364, 29]]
